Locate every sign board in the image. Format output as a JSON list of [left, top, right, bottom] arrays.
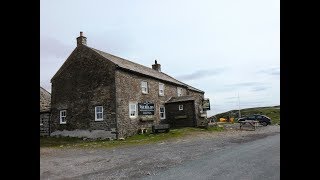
[[138, 102, 155, 115], [202, 98, 210, 110]]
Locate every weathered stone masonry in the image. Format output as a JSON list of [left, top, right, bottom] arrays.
[[115, 69, 188, 137], [50, 32, 209, 139], [50, 45, 117, 133], [40, 87, 51, 136], [40, 113, 50, 136]]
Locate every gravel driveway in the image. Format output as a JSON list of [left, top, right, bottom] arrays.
[[40, 124, 280, 180]]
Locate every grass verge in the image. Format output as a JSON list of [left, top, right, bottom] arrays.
[[40, 127, 224, 149]]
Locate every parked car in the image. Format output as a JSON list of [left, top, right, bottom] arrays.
[[238, 114, 271, 126]]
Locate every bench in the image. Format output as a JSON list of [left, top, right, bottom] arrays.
[[239, 120, 259, 130], [152, 124, 170, 133]]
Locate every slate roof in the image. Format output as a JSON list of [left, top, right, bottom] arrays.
[[40, 87, 51, 112], [90, 47, 204, 93], [165, 95, 196, 103]]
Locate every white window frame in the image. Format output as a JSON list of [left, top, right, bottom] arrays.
[[95, 106, 104, 121], [141, 81, 148, 94], [60, 110, 67, 124], [129, 103, 137, 118], [179, 105, 183, 111], [159, 83, 164, 96], [177, 87, 182, 97], [160, 106, 166, 119]]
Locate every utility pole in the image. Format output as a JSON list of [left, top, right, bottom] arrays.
[[238, 92, 241, 118]]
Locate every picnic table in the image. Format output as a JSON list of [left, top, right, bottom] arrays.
[[239, 120, 259, 130]]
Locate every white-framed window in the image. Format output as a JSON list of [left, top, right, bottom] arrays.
[[95, 106, 104, 121], [177, 87, 182, 97], [141, 81, 148, 94], [159, 83, 164, 96], [129, 103, 137, 118], [179, 105, 183, 111], [60, 110, 66, 124], [160, 106, 166, 119]]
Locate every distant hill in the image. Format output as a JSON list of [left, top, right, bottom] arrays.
[[209, 105, 280, 124]]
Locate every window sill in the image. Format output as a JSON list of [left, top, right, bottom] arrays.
[[159, 94, 164, 96], [130, 116, 137, 119], [60, 122, 66, 124], [95, 119, 104, 122], [142, 92, 149, 95]]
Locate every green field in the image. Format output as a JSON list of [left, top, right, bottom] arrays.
[[212, 105, 280, 125]]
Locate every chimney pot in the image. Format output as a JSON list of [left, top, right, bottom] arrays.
[[152, 60, 161, 72], [77, 31, 87, 46]]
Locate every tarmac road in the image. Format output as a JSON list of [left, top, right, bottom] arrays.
[[145, 133, 280, 180], [41, 125, 280, 180]]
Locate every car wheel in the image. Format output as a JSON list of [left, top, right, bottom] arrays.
[[262, 122, 267, 126]]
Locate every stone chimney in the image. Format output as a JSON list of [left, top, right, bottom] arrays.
[[152, 60, 161, 72], [76, 31, 87, 46]]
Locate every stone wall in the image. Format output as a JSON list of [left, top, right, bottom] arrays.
[[50, 45, 117, 135], [50, 129, 117, 140], [40, 112, 50, 136], [50, 45, 207, 139], [115, 69, 188, 138]]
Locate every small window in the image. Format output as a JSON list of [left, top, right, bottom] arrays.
[[179, 105, 183, 111], [159, 83, 164, 96], [60, 110, 66, 124], [95, 106, 104, 121], [129, 103, 137, 118], [141, 81, 148, 94], [177, 87, 182, 97], [160, 106, 166, 119]]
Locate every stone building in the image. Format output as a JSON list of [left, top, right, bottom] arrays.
[[40, 87, 51, 136], [50, 32, 210, 139]]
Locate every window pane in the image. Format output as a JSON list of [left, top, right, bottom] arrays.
[[97, 113, 102, 119], [130, 104, 136, 110], [130, 110, 136, 116], [61, 111, 66, 117], [130, 104, 137, 117], [96, 106, 102, 112]]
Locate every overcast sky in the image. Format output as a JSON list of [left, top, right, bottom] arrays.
[[41, 0, 280, 116]]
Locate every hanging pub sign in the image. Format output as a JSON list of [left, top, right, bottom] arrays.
[[138, 102, 155, 115], [202, 98, 210, 110]]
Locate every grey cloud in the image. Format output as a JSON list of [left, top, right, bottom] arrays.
[[239, 101, 266, 106], [258, 67, 280, 76], [251, 86, 268, 92], [176, 68, 226, 81], [213, 82, 262, 92], [41, 36, 73, 59], [228, 82, 262, 87], [226, 96, 238, 100], [90, 32, 134, 54]]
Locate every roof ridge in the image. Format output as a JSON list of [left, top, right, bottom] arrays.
[[90, 47, 156, 71], [52, 45, 204, 93]]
